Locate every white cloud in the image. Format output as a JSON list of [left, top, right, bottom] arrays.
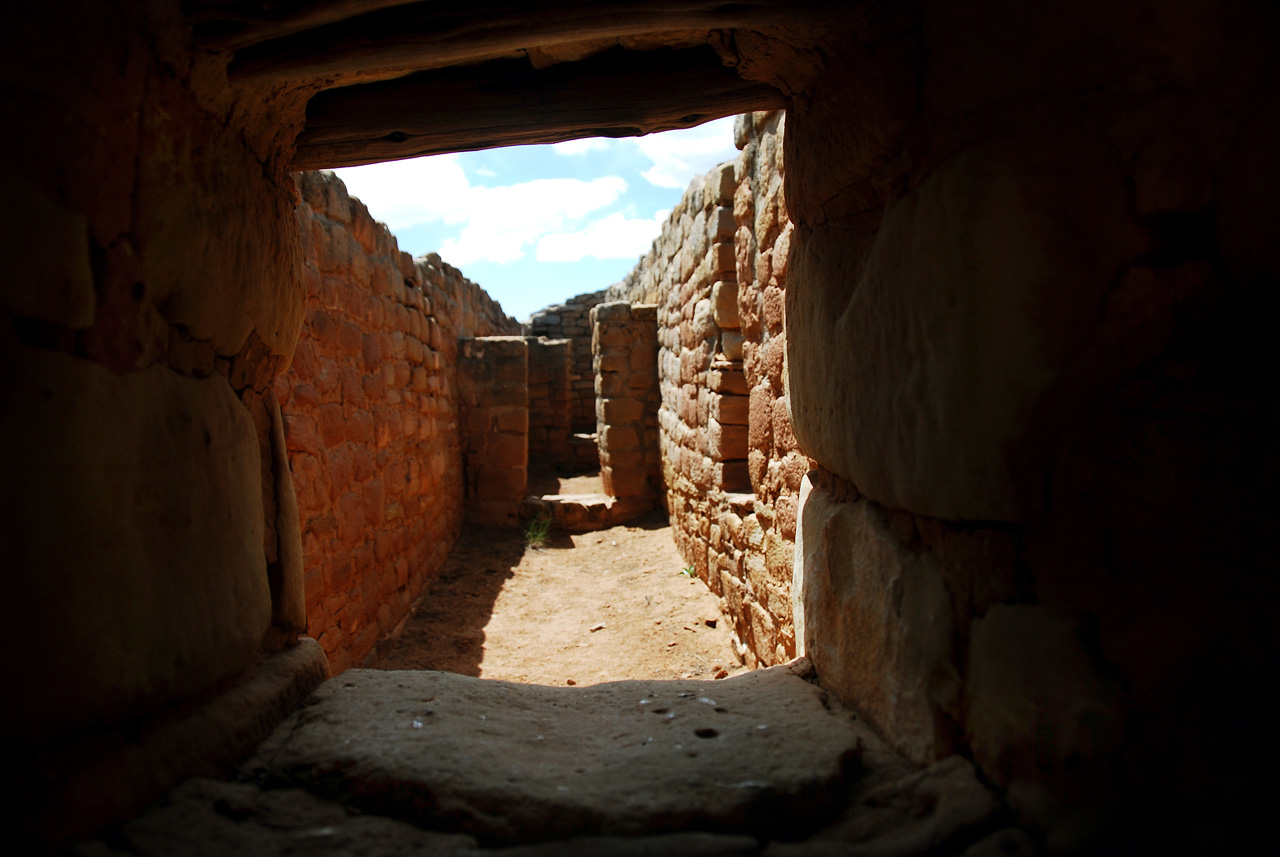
[[327, 116, 737, 269], [331, 155, 471, 231], [630, 116, 739, 188], [552, 138, 612, 156], [439, 176, 628, 264], [535, 210, 668, 262], [333, 158, 628, 265]]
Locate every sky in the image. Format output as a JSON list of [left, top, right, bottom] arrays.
[[331, 117, 739, 322]]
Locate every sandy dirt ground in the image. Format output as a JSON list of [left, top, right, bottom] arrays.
[[379, 472, 749, 687]]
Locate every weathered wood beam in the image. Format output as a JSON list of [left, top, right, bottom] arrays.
[[189, 1, 423, 52], [227, 0, 832, 85], [290, 46, 785, 170]]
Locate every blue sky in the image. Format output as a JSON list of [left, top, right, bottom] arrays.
[[332, 117, 738, 322]]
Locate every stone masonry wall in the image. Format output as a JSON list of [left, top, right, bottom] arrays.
[[609, 111, 796, 669], [458, 336, 530, 527], [527, 290, 607, 433], [526, 337, 573, 468], [591, 301, 661, 507], [280, 170, 519, 673]]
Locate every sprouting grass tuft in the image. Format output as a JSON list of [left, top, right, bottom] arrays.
[[524, 513, 553, 549], [679, 566, 696, 578]]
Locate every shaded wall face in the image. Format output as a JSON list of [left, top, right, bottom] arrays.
[[280, 171, 518, 674], [2, 0, 306, 752], [458, 336, 530, 527], [783, 0, 1280, 845]]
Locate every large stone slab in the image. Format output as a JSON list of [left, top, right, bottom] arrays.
[[0, 346, 271, 747], [247, 665, 864, 844]]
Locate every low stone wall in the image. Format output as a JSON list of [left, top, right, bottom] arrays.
[[280, 171, 519, 673], [609, 110, 797, 669]]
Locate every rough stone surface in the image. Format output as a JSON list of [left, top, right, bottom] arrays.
[[796, 483, 959, 765], [764, 757, 1003, 857], [248, 665, 864, 844], [83, 777, 763, 857], [2, 346, 270, 746], [282, 170, 519, 672], [610, 111, 797, 671], [788, 128, 1140, 523], [25, 639, 329, 851]]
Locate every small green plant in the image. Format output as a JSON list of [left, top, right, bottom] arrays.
[[679, 566, 696, 578], [524, 513, 552, 548]]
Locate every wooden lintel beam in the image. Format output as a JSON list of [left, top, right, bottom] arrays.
[[225, 0, 830, 85], [290, 46, 785, 170]]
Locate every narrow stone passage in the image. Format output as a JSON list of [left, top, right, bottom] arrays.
[[79, 521, 1023, 856], [377, 507, 750, 686]]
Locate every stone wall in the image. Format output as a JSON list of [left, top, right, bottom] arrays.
[[458, 336, 530, 527], [609, 112, 797, 670], [526, 337, 573, 468], [280, 170, 519, 673], [591, 301, 661, 506], [527, 290, 607, 435]]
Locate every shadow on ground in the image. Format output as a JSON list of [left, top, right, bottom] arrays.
[[377, 526, 524, 676]]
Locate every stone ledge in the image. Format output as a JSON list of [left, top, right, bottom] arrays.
[[521, 493, 654, 532]]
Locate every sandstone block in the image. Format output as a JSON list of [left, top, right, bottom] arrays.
[[711, 241, 735, 276], [796, 487, 958, 765], [601, 425, 641, 451], [787, 128, 1142, 522], [711, 280, 740, 329], [710, 365, 749, 395], [592, 301, 632, 322], [711, 393, 749, 425], [249, 667, 864, 844], [601, 397, 644, 424], [2, 348, 271, 746], [721, 331, 745, 361], [709, 419, 749, 462]]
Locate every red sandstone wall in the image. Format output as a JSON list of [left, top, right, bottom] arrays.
[[609, 110, 795, 668], [280, 171, 518, 673]]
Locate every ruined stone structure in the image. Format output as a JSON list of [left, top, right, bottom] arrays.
[[524, 336, 575, 469], [526, 290, 607, 431], [591, 301, 662, 507], [283, 171, 518, 672], [457, 336, 531, 528], [610, 112, 799, 670], [7, 1, 1278, 853]]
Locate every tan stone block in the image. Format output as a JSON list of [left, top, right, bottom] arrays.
[[602, 397, 644, 424], [796, 489, 958, 765], [711, 280, 740, 329], [710, 365, 749, 395], [602, 425, 640, 451], [494, 406, 528, 433], [712, 393, 749, 425], [710, 418, 749, 461], [598, 351, 630, 373]]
